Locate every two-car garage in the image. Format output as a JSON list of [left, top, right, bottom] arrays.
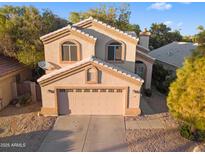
[[57, 87, 127, 115], [38, 57, 143, 116]]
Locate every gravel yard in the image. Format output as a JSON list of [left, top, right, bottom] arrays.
[[0, 103, 56, 152], [126, 128, 197, 152], [126, 113, 198, 152], [126, 88, 198, 152]]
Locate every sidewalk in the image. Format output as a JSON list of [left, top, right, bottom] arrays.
[[126, 96, 166, 130]]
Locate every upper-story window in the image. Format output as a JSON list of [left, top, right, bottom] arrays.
[[61, 41, 78, 62], [107, 42, 123, 62]]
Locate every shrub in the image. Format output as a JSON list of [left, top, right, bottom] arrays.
[[152, 63, 169, 84], [152, 63, 175, 94], [10, 93, 32, 106], [180, 123, 205, 142], [169, 26, 205, 141], [180, 123, 195, 141], [167, 56, 205, 133]]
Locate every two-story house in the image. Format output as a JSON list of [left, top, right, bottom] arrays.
[[37, 17, 155, 116]]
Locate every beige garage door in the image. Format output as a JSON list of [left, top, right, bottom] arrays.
[[57, 88, 125, 115]]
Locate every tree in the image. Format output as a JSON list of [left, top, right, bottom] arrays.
[[149, 23, 182, 50], [0, 5, 67, 68], [195, 26, 205, 46], [167, 27, 205, 132], [41, 9, 68, 35], [152, 63, 175, 94], [182, 35, 194, 42], [68, 4, 141, 36], [69, 5, 117, 27]]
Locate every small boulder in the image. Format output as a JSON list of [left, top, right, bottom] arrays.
[[193, 144, 205, 152]]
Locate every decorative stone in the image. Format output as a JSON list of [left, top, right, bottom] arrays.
[[193, 144, 205, 152]]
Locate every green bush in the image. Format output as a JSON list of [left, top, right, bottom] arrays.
[[152, 63, 169, 83], [10, 93, 32, 106], [180, 123, 195, 141], [152, 63, 175, 94], [169, 27, 205, 139], [180, 123, 205, 142], [168, 56, 205, 132]]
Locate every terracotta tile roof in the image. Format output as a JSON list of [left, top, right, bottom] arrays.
[[40, 25, 97, 42], [40, 17, 141, 47], [37, 56, 144, 84], [0, 55, 26, 77], [74, 17, 139, 42]]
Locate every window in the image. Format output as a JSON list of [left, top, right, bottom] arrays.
[[62, 41, 78, 61], [85, 67, 98, 84], [135, 61, 145, 79], [87, 68, 95, 82], [107, 42, 122, 62]]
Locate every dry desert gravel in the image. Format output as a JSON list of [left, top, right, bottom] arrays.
[[126, 113, 198, 152], [0, 103, 56, 152]]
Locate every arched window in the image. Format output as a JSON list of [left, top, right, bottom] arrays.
[[87, 68, 95, 81], [107, 42, 122, 62], [61, 41, 78, 61], [85, 66, 98, 84], [135, 61, 146, 79]]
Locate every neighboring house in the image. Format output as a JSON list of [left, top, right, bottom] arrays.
[[37, 17, 155, 116], [149, 42, 197, 71], [0, 55, 31, 110]]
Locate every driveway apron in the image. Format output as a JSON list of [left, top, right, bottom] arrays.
[[38, 115, 127, 152]]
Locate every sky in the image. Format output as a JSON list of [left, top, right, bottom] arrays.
[[0, 2, 204, 35]]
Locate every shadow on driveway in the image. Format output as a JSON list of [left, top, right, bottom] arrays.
[[0, 130, 74, 152]]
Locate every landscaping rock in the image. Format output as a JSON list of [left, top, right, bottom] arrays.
[[193, 144, 205, 152], [0, 103, 56, 152]]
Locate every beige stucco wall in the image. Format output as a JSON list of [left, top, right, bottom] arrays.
[[42, 23, 153, 93], [0, 68, 31, 110], [40, 64, 142, 115], [44, 32, 95, 71], [86, 25, 137, 73], [139, 35, 149, 49], [0, 75, 15, 109], [136, 54, 153, 89], [43, 24, 138, 74]]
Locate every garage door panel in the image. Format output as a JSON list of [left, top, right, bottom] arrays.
[[58, 88, 125, 115]]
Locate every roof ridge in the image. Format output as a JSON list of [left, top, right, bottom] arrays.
[[149, 42, 177, 53], [150, 41, 197, 54], [40, 24, 97, 41], [74, 16, 139, 42]]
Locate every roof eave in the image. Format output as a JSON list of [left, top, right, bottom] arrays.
[[40, 25, 97, 44], [38, 57, 143, 86]]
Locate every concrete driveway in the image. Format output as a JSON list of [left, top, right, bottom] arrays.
[[38, 115, 127, 152]]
